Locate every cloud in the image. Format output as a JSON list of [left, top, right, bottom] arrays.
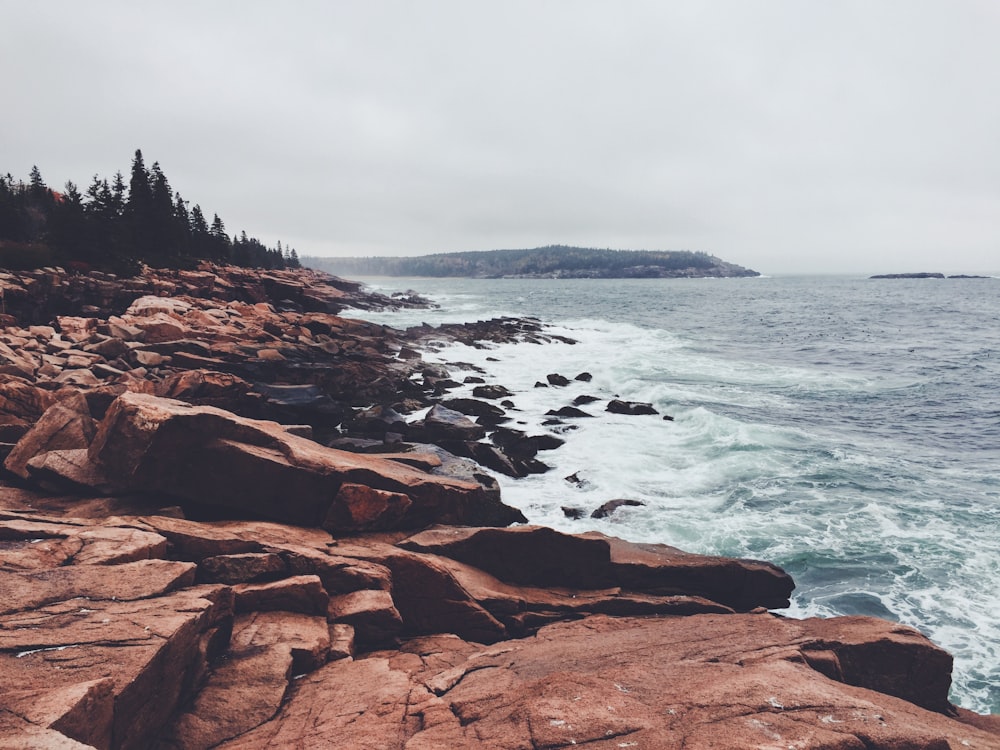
[[2, 0, 998, 273]]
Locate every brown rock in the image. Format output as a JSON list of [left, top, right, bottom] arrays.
[[125, 515, 264, 561], [0, 340, 38, 379], [328, 623, 356, 661], [0, 679, 115, 749], [0, 518, 168, 570], [216, 613, 1000, 749], [198, 552, 288, 584], [327, 588, 404, 646], [156, 611, 330, 749], [23, 448, 111, 493], [0, 558, 196, 615], [400, 525, 795, 611], [323, 482, 412, 532], [4, 393, 96, 480], [591, 531, 795, 611], [329, 539, 509, 644], [233, 574, 329, 615], [88, 392, 523, 529], [0, 584, 233, 750], [399, 524, 616, 588], [0, 379, 56, 425], [424, 553, 733, 636]]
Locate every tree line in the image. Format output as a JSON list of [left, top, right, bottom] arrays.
[[0, 149, 300, 275]]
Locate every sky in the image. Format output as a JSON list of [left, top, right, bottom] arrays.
[[3, 1, 999, 275]]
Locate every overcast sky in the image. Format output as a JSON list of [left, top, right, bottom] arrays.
[[3, 1, 998, 274]]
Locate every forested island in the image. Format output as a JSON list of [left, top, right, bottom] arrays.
[[0, 150, 300, 275], [305, 245, 759, 279]]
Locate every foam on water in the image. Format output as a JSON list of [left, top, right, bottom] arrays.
[[348, 276, 1000, 714]]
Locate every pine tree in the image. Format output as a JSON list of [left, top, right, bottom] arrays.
[[28, 165, 47, 197], [111, 171, 126, 216], [124, 149, 154, 262], [125, 150, 152, 217]]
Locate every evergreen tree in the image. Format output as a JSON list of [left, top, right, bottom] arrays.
[[110, 171, 126, 216], [209, 213, 231, 262], [125, 150, 152, 217], [125, 149, 154, 261], [28, 165, 47, 198], [173, 193, 191, 257]]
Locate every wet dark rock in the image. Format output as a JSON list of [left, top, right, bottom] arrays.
[[591, 498, 646, 519], [347, 404, 408, 436], [471, 384, 512, 400], [545, 406, 593, 418], [396, 346, 422, 360], [533, 381, 548, 388], [463, 376, 485, 384], [575, 372, 593, 381], [325, 436, 387, 453], [418, 405, 487, 442], [491, 427, 565, 458], [572, 394, 600, 406], [438, 398, 506, 422], [606, 399, 659, 416], [426, 378, 461, 394], [546, 373, 571, 386], [562, 506, 587, 520]]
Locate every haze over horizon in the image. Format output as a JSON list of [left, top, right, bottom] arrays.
[[3, 1, 998, 276]]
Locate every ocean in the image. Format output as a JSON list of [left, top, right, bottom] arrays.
[[348, 274, 1000, 715]]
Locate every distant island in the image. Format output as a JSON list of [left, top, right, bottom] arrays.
[[870, 272, 990, 279], [304, 245, 760, 279]]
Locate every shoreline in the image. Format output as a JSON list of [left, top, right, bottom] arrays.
[[0, 263, 997, 747]]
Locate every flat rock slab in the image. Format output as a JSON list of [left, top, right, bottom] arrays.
[[0, 584, 233, 750], [215, 613, 1000, 749], [0, 518, 168, 570], [399, 525, 795, 611], [0, 558, 196, 615]]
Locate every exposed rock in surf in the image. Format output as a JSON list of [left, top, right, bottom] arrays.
[[591, 498, 647, 518], [471, 384, 512, 399], [607, 398, 659, 415], [545, 405, 593, 418]]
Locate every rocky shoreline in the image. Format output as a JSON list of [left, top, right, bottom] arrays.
[[1, 264, 997, 748]]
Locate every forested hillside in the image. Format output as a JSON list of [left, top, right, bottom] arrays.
[[0, 150, 300, 275], [305, 245, 758, 278]]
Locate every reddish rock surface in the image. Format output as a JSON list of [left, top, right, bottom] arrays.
[[0, 264, 996, 748]]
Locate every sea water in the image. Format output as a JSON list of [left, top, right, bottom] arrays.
[[348, 275, 1000, 714]]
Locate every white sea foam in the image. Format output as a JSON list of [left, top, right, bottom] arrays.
[[347, 276, 1000, 714]]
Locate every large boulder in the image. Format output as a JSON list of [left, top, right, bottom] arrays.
[[212, 614, 994, 749], [399, 525, 795, 611], [85, 392, 523, 530]]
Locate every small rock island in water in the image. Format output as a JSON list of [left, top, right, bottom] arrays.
[[306, 244, 761, 278], [870, 272, 990, 279]]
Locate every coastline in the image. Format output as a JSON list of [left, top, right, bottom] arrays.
[[0, 264, 997, 748]]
